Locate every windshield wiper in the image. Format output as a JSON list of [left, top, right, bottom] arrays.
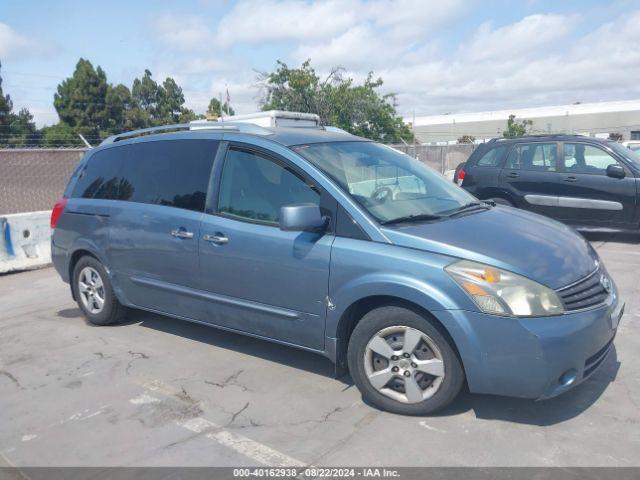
[[444, 201, 492, 217], [380, 213, 443, 225]]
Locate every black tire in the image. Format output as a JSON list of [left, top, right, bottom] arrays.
[[72, 255, 126, 326], [347, 306, 464, 415], [489, 197, 514, 207]]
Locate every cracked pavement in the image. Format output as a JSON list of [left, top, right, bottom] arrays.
[[0, 233, 639, 466]]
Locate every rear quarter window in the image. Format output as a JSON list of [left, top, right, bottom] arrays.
[[475, 145, 507, 167], [117, 140, 217, 212], [71, 149, 123, 199], [71, 140, 218, 213]]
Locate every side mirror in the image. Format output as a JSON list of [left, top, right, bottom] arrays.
[[606, 164, 625, 179], [279, 204, 327, 232]]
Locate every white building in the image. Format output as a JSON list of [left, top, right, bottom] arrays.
[[407, 100, 640, 145]]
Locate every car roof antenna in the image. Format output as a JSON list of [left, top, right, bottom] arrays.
[[78, 133, 93, 149]]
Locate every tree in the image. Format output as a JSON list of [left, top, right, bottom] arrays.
[[7, 108, 38, 146], [0, 61, 39, 146], [158, 77, 185, 123], [54, 58, 110, 138], [44, 63, 197, 147], [131, 69, 159, 121], [608, 132, 624, 142], [503, 114, 533, 138], [105, 83, 135, 132], [131, 69, 195, 125], [40, 122, 82, 147], [206, 97, 235, 118], [457, 135, 476, 144], [258, 60, 413, 143]]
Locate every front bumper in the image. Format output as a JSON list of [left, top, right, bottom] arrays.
[[433, 291, 622, 400]]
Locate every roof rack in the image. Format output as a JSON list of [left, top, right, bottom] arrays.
[[100, 121, 272, 146], [489, 134, 589, 143]]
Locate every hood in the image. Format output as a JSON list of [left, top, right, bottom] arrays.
[[381, 206, 598, 290]]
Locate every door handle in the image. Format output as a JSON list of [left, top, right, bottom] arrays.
[[171, 229, 194, 239], [506, 172, 519, 178], [203, 233, 229, 245], [564, 176, 577, 182]]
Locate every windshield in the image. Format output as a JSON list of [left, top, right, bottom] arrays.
[[610, 142, 640, 170], [292, 141, 476, 223]]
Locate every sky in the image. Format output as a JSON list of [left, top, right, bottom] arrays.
[[2, 0, 640, 127]]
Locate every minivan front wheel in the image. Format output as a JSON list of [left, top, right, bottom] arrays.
[[72, 256, 125, 326], [347, 306, 464, 415]]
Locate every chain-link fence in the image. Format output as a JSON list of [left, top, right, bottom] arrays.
[[0, 144, 479, 215], [389, 144, 477, 173], [0, 149, 86, 215]]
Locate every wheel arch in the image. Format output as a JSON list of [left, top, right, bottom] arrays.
[[332, 295, 465, 380], [477, 186, 517, 206], [67, 244, 111, 301]]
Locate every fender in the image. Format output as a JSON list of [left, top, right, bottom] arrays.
[[477, 186, 518, 206], [67, 238, 126, 304], [326, 272, 461, 340], [324, 271, 471, 377]]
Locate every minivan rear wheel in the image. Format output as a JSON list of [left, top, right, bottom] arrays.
[[347, 306, 464, 415], [72, 256, 126, 326]]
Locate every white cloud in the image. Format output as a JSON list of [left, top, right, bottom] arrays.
[[465, 14, 574, 61], [0, 22, 47, 59], [293, 24, 401, 69], [364, 0, 465, 39], [153, 14, 214, 50], [178, 57, 236, 75], [214, 0, 464, 47], [383, 10, 640, 116], [215, 0, 359, 47]]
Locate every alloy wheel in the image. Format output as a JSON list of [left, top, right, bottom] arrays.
[[363, 325, 445, 404], [78, 266, 106, 314]]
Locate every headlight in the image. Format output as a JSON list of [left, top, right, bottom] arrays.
[[445, 260, 564, 317]]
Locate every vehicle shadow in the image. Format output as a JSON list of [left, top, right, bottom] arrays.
[[434, 346, 620, 426], [133, 310, 343, 383], [56, 307, 619, 424]]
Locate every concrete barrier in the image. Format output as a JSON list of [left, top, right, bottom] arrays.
[[0, 210, 52, 274]]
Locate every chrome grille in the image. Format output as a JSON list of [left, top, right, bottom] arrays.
[[557, 268, 609, 312]]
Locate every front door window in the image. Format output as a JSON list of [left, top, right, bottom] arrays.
[[217, 148, 320, 225], [563, 144, 619, 174]]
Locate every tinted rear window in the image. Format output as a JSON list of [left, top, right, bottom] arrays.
[[118, 140, 217, 212], [72, 140, 217, 212], [72, 149, 123, 200], [475, 145, 507, 167]]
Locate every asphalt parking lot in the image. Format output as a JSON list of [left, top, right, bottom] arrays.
[[1, 233, 638, 468]]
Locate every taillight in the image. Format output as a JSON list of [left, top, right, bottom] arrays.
[[50, 197, 68, 229], [457, 169, 466, 185]]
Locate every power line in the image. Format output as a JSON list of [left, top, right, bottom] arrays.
[[2, 70, 65, 79]]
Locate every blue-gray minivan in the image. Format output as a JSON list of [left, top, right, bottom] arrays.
[[51, 122, 623, 415]]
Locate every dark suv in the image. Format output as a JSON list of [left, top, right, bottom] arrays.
[[459, 135, 640, 232]]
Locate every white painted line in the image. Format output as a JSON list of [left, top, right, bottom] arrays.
[[21, 434, 37, 442], [129, 393, 161, 405], [132, 378, 305, 467], [178, 417, 305, 467], [418, 421, 447, 434], [48, 406, 110, 427], [0, 451, 17, 467]]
